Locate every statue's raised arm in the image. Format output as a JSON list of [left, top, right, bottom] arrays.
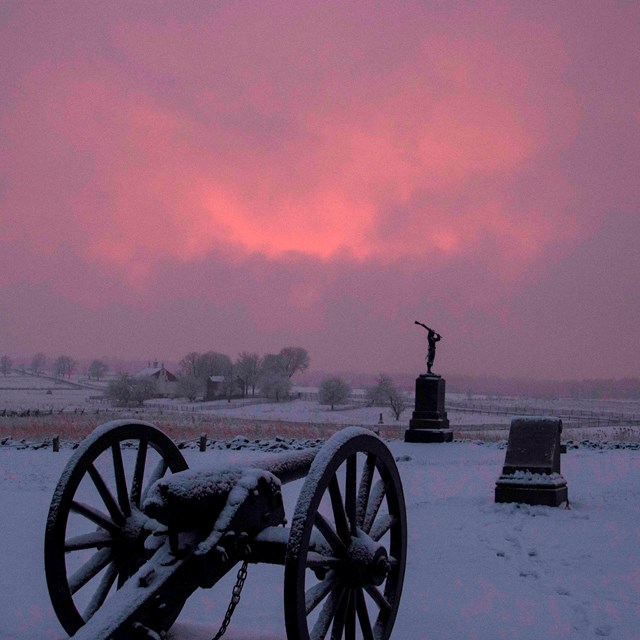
[[415, 320, 442, 375]]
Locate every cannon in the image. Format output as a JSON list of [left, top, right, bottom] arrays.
[[44, 420, 407, 639]]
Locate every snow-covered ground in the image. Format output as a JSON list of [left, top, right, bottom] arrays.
[[3, 372, 640, 440], [1, 436, 638, 640], [146, 396, 512, 428]]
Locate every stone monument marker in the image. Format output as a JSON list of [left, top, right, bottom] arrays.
[[495, 417, 568, 506], [404, 321, 453, 443]]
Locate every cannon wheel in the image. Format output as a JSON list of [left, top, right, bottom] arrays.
[[284, 428, 407, 640], [44, 420, 189, 636]]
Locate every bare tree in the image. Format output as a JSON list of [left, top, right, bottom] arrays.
[[178, 351, 235, 399], [258, 354, 291, 401], [366, 373, 396, 406], [319, 376, 352, 410], [106, 374, 157, 406], [278, 347, 310, 378], [388, 387, 409, 421], [0, 355, 12, 376], [179, 351, 200, 377], [131, 377, 158, 406], [88, 359, 109, 381], [197, 351, 233, 379], [30, 352, 47, 375], [53, 355, 77, 379], [176, 374, 202, 401], [198, 352, 234, 400], [221, 364, 239, 401], [235, 352, 260, 397], [106, 374, 134, 406]]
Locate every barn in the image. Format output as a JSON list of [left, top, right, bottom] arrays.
[[134, 361, 178, 397]]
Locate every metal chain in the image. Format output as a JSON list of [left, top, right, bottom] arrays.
[[211, 560, 249, 640]]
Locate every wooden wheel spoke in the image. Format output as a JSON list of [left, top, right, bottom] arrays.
[[141, 459, 169, 504], [356, 454, 376, 528], [117, 559, 130, 589], [330, 588, 349, 640], [310, 587, 343, 640], [111, 443, 131, 518], [305, 573, 338, 615], [345, 456, 357, 536], [306, 551, 344, 570], [71, 500, 119, 535], [346, 589, 356, 640], [65, 531, 114, 552], [88, 464, 125, 525], [364, 585, 391, 612], [130, 439, 148, 507], [370, 514, 396, 542], [315, 513, 348, 557], [83, 560, 119, 620], [355, 587, 374, 640], [328, 476, 350, 543], [363, 479, 387, 534], [68, 548, 114, 595]]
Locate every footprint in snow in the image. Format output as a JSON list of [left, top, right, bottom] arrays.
[[595, 624, 613, 637], [518, 570, 539, 579]]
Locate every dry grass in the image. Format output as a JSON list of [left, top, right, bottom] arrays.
[[0, 411, 406, 445], [2, 410, 638, 446]]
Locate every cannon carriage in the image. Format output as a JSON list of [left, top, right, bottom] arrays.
[[45, 420, 407, 639]]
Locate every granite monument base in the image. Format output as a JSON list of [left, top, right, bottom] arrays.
[[495, 477, 568, 507], [494, 417, 568, 507], [404, 428, 453, 443], [404, 374, 453, 443]]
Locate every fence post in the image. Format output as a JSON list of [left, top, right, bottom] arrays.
[[52, 436, 60, 452], [199, 433, 207, 452]]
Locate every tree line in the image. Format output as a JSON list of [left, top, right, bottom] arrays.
[[2, 349, 410, 419], [105, 346, 310, 406], [0, 352, 109, 380], [174, 346, 310, 402]]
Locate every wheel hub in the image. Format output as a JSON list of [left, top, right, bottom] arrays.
[[119, 509, 150, 551], [344, 534, 390, 587]]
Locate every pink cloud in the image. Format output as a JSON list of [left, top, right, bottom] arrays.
[[2, 2, 580, 276], [0, 1, 638, 378]]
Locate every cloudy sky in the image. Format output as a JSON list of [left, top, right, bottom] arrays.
[[1, 1, 638, 379]]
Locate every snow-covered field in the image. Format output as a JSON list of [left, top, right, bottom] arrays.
[[1, 435, 638, 640], [3, 372, 640, 439]]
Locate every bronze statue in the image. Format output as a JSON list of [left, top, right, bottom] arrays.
[[415, 320, 441, 375]]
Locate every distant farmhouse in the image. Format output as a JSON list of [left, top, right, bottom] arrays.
[[134, 361, 178, 397], [205, 375, 225, 401]]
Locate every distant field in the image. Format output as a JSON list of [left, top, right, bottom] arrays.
[[1, 373, 639, 443]]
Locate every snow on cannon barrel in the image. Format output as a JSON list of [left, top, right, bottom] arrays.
[[44, 419, 407, 640]]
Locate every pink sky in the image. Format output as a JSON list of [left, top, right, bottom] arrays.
[[1, 1, 638, 379]]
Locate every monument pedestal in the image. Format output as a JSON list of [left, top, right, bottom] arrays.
[[404, 374, 453, 443]]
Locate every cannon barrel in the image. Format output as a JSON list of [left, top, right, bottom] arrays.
[[247, 447, 317, 484], [143, 447, 318, 531]]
